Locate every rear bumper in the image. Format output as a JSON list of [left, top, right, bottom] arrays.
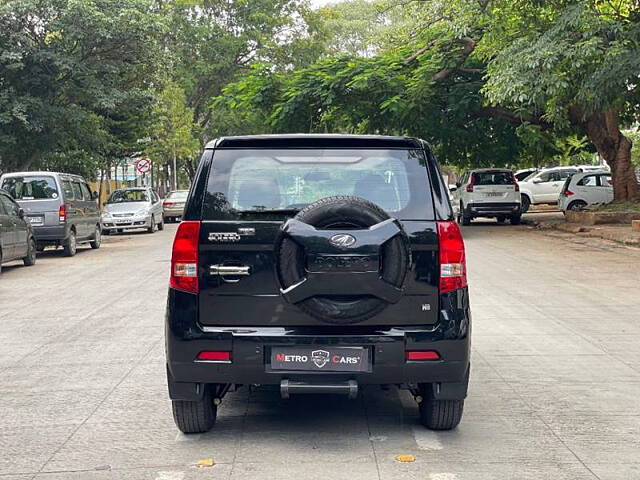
[[163, 208, 184, 217], [467, 202, 520, 216], [165, 288, 471, 400], [32, 225, 67, 242]]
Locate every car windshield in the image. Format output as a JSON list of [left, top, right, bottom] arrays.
[[167, 191, 188, 200], [522, 171, 539, 182], [107, 189, 149, 203], [473, 171, 513, 185], [1, 175, 59, 200], [204, 148, 434, 220]]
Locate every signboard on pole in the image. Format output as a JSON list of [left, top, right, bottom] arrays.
[[136, 157, 152, 174]]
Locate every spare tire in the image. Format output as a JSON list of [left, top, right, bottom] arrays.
[[277, 196, 409, 324]]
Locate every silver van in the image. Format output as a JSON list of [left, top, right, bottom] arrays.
[[0, 171, 101, 256]]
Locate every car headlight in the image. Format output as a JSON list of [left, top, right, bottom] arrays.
[[102, 211, 112, 218], [136, 208, 150, 216]]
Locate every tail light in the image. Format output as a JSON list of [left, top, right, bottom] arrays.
[[163, 202, 174, 207], [170, 220, 201, 293], [564, 190, 574, 197], [466, 174, 475, 193], [58, 205, 66, 223], [511, 172, 520, 192], [196, 351, 231, 362], [406, 350, 440, 361], [437, 221, 467, 294]]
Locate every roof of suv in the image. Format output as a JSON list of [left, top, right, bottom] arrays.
[[205, 134, 423, 150]]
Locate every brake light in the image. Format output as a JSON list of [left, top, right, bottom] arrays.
[[170, 220, 201, 293], [511, 172, 520, 192], [437, 221, 467, 294], [564, 190, 574, 197], [196, 351, 231, 362], [406, 351, 440, 361], [59, 205, 66, 223], [466, 174, 475, 193], [164, 202, 174, 207]]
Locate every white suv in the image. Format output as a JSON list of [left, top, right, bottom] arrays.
[[451, 169, 522, 225], [558, 171, 613, 212], [518, 167, 578, 212]]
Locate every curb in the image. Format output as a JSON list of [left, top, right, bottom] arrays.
[[535, 221, 640, 246]]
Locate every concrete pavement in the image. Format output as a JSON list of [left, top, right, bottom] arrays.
[[0, 220, 639, 479]]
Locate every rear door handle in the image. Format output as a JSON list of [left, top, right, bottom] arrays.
[[210, 265, 251, 276]]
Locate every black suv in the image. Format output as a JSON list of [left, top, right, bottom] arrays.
[[166, 135, 470, 433]]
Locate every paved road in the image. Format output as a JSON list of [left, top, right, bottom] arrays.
[[1, 220, 639, 480]]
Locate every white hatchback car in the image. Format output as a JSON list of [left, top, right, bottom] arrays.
[[558, 171, 613, 212], [518, 166, 579, 212], [451, 169, 522, 225]]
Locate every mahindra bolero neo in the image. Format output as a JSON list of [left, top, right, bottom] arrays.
[[165, 135, 471, 433]]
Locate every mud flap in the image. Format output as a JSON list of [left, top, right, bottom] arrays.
[[167, 365, 205, 401], [429, 364, 470, 400]]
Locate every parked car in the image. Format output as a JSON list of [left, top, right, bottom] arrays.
[[518, 166, 579, 212], [166, 134, 470, 433], [162, 190, 189, 223], [558, 171, 613, 212], [451, 168, 521, 225], [515, 168, 538, 181], [101, 187, 164, 234], [0, 188, 37, 273], [0, 171, 101, 256]]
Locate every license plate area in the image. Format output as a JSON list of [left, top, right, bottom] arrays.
[[485, 192, 503, 197], [27, 216, 44, 226], [269, 346, 371, 372]]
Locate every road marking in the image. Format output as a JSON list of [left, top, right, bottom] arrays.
[[411, 426, 443, 450], [155, 472, 185, 480], [429, 474, 458, 480]]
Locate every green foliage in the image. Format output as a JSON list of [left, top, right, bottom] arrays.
[[483, 1, 640, 125], [0, 0, 163, 174], [148, 83, 200, 179]]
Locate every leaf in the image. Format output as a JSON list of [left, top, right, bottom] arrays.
[[395, 454, 416, 463], [195, 458, 215, 468]]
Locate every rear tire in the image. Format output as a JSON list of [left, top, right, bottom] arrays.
[[457, 203, 471, 226], [23, 238, 37, 266], [520, 195, 531, 213], [419, 396, 464, 430], [568, 200, 587, 211], [158, 218, 164, 231], [172, 391, 217, 434], [63, 230, 77, 257], [510, 215, 522, 225]]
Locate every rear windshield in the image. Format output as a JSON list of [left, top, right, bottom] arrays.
[[107, 189, 149, 203], [472, 171, 513, 185], [203, 149, 434, 219], [1, 175, 59, 200]]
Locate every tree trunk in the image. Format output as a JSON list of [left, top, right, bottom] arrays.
[[580, 109, 638, 201]]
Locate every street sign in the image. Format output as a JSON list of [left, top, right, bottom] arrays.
[[136, 158, 151, 174]]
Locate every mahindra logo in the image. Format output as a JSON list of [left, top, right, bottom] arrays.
[[329, 233, 356, 248]]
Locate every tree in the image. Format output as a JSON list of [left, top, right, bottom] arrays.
[[0, 0, 163, 175], [159, 0, 323, 145], [482, 1, 640, 199], [148, 83, 199, 190]]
